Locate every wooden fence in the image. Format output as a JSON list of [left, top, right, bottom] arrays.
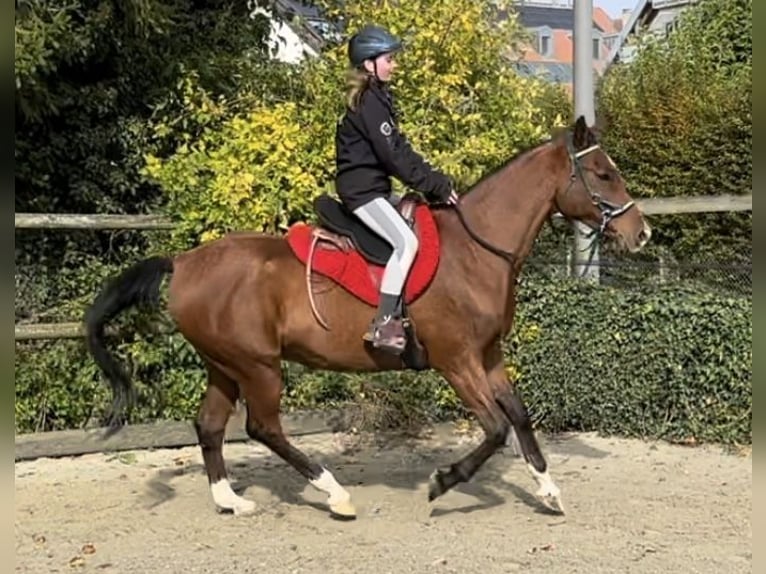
[[14, 405, 352, 461], [14, 194, 753, 231], [15, 193, 752, 341]]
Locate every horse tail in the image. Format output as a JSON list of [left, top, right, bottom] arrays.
[[84, 256, 174, 427]]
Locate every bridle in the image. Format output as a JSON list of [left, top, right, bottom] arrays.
[[450, 129, 635, 270], [562, 132, 636, 275], [564, 131, 635, 238]]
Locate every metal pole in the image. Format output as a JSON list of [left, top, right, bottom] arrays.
[[572, 0, 599, 281]]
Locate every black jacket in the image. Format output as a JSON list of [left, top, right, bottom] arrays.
[[335, 81, 452, 211]]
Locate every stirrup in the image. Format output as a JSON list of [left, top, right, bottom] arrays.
[[362, 315, 407, 354]]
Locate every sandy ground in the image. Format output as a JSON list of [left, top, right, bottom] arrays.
[[15, 425, 751, 574]]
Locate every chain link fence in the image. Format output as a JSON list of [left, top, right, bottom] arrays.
[[521, 220, 752, 298]]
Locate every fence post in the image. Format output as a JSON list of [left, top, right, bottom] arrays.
[[572, 0, 599, 282]]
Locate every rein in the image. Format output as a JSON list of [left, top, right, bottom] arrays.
[[452, 203, 517, 266], [450, 132, 635, 271]]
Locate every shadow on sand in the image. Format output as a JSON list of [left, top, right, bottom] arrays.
[[142, 430, 610, 518]]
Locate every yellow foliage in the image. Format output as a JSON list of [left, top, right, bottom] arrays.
[[144, 0, 569, 248]]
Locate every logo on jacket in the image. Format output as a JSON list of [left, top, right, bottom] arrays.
[[380, 121, 392, 136]]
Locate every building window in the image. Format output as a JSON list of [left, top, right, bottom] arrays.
[[592, 38, 600, 59], [540, 34, 551, 56]]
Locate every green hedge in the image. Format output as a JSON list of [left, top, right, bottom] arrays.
[[509, 278, 751, 445], [15, 279, 751, 446]]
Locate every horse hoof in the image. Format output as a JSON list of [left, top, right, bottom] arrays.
[[428, 469, 447, 502], [215, 498, 257, 517], [536, 491, 565, 515], [329, 499, 357, 520]]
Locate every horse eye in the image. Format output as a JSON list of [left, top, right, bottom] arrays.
[[597, 172, 612, 181]]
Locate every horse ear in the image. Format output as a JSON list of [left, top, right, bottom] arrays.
[[572, 115, 588, 149]]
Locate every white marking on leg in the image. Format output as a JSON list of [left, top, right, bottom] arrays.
[[527, 464, 560, 499], [527, 463, 565, 513], [210, 479, 256, 515], [310, 468, 351, 506]]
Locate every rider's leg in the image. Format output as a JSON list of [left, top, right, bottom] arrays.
[[353, 196, 418, 347]]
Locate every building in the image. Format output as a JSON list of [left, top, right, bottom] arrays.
[[251, 0, 340, 64], [508, 0, 624, 91], [607, 0, 700, 65]]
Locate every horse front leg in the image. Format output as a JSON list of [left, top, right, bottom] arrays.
[[428, 359, 511, 501], [485, 346, 565, 514]]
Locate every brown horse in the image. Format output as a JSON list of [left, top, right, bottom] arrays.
[[84, 116, 651, 520]]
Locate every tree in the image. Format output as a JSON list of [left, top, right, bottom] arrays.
[[15, 0, 279, 216], [144, 0, 571, 247], [596, 0, 751, 267], [14, 0, 286, 325], [14, 0, 314, 431]]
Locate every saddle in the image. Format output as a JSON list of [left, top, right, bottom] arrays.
[[285, 192, 438, 370], [312, 194, 419, 265]]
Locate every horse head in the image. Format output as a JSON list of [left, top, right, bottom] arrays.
[[553, 116, 651, 253]]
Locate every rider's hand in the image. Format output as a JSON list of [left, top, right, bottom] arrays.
[[447, 189, 459, 205]]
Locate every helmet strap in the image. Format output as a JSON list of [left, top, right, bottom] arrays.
[[359, 59, 383, 83]]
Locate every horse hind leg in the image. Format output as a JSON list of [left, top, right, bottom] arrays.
[[239, 361, 357, 520], [195, 361, 256, 516]]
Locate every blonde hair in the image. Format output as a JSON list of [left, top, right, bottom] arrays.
[[345, 68, 373, 111]]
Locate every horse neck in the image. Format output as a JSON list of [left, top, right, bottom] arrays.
[[457, 141, 562, 270]]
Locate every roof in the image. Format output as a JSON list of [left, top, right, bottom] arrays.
[[513, 4, 617, 33], [516, 5, 575, 29], [593, 7, 620, 35], [512, 61, 573, 83]]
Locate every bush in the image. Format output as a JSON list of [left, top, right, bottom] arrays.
[[598, 0, 750, 200], [16, 278, 751, 446], [15, 330, 208, 433], [508, 278, 752, 445]]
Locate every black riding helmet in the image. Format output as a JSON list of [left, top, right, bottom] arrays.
[[348, 24, 403, 68]]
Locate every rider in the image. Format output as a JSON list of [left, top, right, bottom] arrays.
[[335, 24, 458, 355]]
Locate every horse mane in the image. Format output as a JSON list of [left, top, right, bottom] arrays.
[[461, 134, 560, 196]]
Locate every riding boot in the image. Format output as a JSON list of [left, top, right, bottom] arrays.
[[363, 293, 407, 354]]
